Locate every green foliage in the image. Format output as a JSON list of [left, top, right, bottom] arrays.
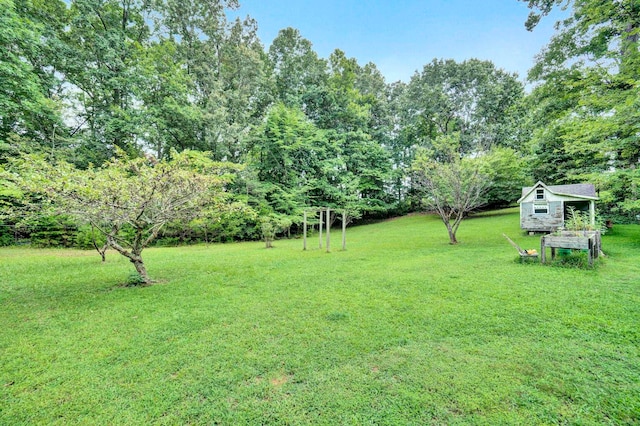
[[480, 147, 531, 207], [405, 58, 525, 153], [202, 202, 260, 242], [74, 224, 107, 250], [19, 215, 78, 248], [248, 102, 391, 219], [0, 226, 14, 246], [412, 133, 490, 244], [268, 27, 328, 110], [523, 0, 640, 218], [249, 103, 328, 195], [562, 206, 607, 235], [0, 0, 63, 143], [10, 149, 237, 282], [587, 167, 640, 224], [548, 250, 594, 269], [3, 0, 637, 249], [155, 201, 260, 245], [259, 213, 292, 248], [124, 272, 146, 287], [563, 206, 591, 232]]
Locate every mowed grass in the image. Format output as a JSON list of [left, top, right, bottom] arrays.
[[1, 208, 639, 425]]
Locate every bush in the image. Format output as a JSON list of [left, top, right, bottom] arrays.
[[259, 214, 292, 248], [0, 224, 14, 246], [125, 272, 146, 286], [21, 215, 78, 247], [550, 250, 595, 269], [74, 225, 107, 250]]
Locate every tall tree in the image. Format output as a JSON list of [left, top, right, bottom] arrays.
[[245, 103, 340, 240], [61, 0, 152, 165], [215, 17, 272, 162], [155, 0, 269, 161], [0, 0, 64, 150], [386, 81, 417, 207], [522, 0, 640, 220], [400, 59, 525, 210], [406, 59, 524, 154], [267, 27, 328, 110], [248, 103, 335, 214], [321, 50, 393, 216], [136, 39, 202, 159]]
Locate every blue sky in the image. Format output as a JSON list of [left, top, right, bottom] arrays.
[[230, 0, 566, 84]]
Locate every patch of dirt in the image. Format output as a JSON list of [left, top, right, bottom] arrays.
[[270, 375, 291, 387]]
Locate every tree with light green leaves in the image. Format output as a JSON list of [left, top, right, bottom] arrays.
[[155, 0, 270, 162], [412, 133, 490, 244], [11, 150, 237, 283]]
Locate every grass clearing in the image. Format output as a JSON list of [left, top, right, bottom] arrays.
[[1, 208, 639, 424]]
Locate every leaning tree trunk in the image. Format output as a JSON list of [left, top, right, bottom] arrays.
[[90, 224, 108, 262], [107, 234, 153, 285], [130, 255, 151, 284]]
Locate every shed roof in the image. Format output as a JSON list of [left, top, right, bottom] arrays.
[[518, 181, 598, 203]]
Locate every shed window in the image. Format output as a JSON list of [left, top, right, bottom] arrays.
[[535, 189, 545, 200], [533, 203, 549, 214]]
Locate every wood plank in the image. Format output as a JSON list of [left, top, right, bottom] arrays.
[[303, 210, 307, 251], [542, 236, 591, 250]]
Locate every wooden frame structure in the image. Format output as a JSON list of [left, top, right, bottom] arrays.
[[540, 234, 598, 266], [303, 208, 347, 252]]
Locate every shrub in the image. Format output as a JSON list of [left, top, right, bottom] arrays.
[[21, 215, 78, 247], [564, 206, 607, 234], [125, 272, 146, 287], [74, 225, 107, 250]]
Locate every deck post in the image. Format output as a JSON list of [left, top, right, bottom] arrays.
[[326, 208, 330, 252], [342, 210, 346, 250], [303, 210, 307, 251], [318, 208, 323, 249]]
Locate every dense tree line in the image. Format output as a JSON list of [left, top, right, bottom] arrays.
[[1, 0, 638, 249]]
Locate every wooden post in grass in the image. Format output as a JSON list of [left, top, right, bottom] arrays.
[[326, 207, 330, 252], [318, 208, 323, 249], [303, 207, 346, 252], [303, 210, 307, 251], [342, 210, 346, 250]]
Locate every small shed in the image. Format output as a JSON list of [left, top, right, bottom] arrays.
[[518, 181, 598, 232]]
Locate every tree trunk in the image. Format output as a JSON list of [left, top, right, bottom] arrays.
[[131, 256, 152, 284], [107, 234, 153, 285], [98, 244, 107, 262], [93, 240, 108, 262], [90, 224, 108, 262], [445, 222, 458, 244]]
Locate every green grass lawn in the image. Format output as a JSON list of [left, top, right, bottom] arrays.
[[1, 208, 639, 425]]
